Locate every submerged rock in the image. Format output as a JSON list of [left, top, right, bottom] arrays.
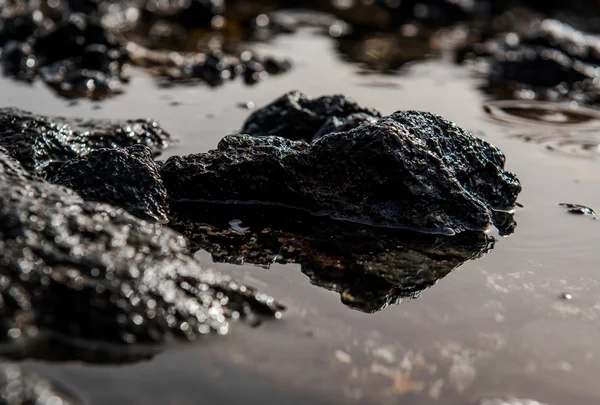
[[0, 108, 170, 176], [49, 145, 169, 222], [0, 149, 281, 356], [240, 91, 382, 141], [0, 364, 81, 405], [171, 202, 495, 313], [162, 109, 520, 234], [559, 202, 598, 218]]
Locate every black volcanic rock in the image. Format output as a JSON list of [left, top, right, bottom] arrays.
[[50, 145, 169, 222], [0, 149, 281, 356], [0, 11, 129, 99], [162, 109, 520, 234], [458, 19, 600, 104], [240, 91, 382, 141], [313, 112, 380, 140], [0, 108, 170, 176]]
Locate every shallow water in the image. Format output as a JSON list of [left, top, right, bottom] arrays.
[[3, 23, 600, 405]]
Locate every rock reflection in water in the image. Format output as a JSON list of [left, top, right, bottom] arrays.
[[171, 202, 500, 314]]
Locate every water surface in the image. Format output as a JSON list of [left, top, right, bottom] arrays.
[[3, 24, 600, 405]]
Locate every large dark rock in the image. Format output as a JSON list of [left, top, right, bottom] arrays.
[[0, 108, 170, 176], [171, 202, 495, 313], [49, 145, 169, 222], [0, 149, 281, 357], [162, 109, 521, 235], [240, 91, 382, 141]]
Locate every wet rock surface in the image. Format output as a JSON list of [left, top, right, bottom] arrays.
[[130, 45, 292, 88], [0, 108, 170, 176], [0, 148, 281, 360], [0, 0, 294, 98], [0, 9, 130, 99], [171, 202, 494, 313], [163, 107, 520, 234], [49, 144, 169, 222], [0, 363, 81, 405], [241, 90, 382, 141]]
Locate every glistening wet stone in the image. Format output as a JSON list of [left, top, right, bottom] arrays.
[[162, 107, 521, 234], [49, 145, 169, 222], [0, 149, 281, 357], [458, 18, 600, 105], [171, 202, 495, 313], [241, 91, 382, 142], [0, 108, 170, 176]]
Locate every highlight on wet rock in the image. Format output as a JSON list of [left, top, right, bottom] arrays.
[[49, 144, 170, 222], [170, 202, 495, 313], [162, 94, 521, 235], [0, 0, 293, 98], [0, 147, 282, 362], [457, 18, 600, 106], [0, 107, 170, 176], [241, 90, 382, 141]]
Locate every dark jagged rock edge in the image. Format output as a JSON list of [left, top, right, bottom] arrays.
[[170, 201, 494, 313], [163, 94, 520, 235], [0, 107, 170, 177], [241, 90, 382, 142], [0, 147, 282, 365]]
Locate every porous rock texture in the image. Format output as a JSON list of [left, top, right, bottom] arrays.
[[163, 109, 521, 234], [0, 149, 281, 354], [240, 90, 382, 142], [49, 144, 169, 222], [0, 363, 81, 405], [0, 108, 170, 176]]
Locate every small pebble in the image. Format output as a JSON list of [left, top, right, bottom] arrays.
[[561, 293, 572, 300], [237, 101, 255, 110]]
